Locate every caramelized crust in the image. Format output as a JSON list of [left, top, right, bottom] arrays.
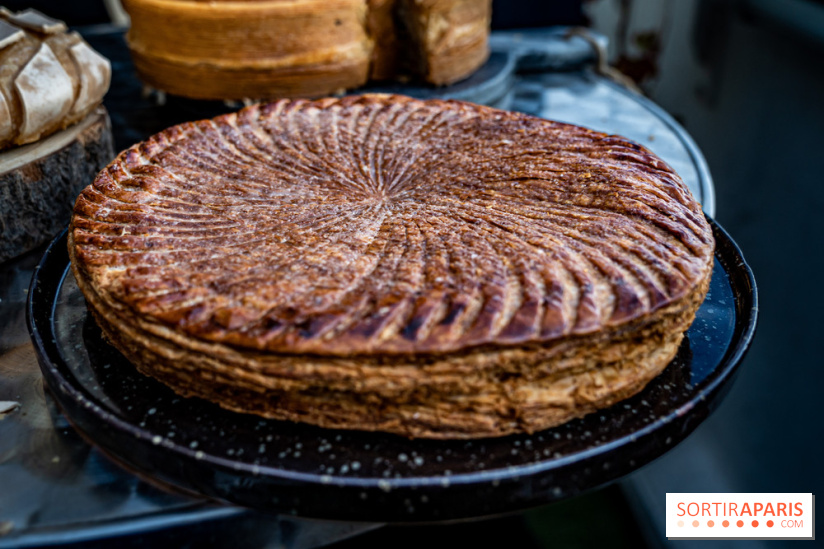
[[70, 94, 714, 438]]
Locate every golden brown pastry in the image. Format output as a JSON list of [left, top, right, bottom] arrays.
[[0, 8, 110, 150], [122, 0, 373, 100], [69, 94, 714, 439], [397, 0, 492, 85], [121, 0, 491, 100], [367, 0, 402, 81]]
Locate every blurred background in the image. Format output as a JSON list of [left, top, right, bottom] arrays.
[[2, 0, 822, 547]]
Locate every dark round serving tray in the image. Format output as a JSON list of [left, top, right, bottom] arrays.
[[27, 219, 756, 523]]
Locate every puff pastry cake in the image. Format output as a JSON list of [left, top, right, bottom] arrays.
[[69, 94, 714, 438]]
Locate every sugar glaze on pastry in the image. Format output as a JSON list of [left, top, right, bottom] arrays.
[[70, 95, 714, 438]]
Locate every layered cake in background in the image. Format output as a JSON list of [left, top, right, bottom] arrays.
[[69, 94, 715, 439], [121, 0, 492, 100], [0, 7, 113, 261]]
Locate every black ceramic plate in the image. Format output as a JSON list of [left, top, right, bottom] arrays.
[[28, 220, 756, 523]]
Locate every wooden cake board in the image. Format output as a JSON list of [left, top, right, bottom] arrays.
[[0, 107, 114, 263]]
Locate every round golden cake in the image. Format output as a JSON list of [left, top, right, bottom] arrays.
[[121, 0, 492, 100], [69, 94, 714, 439]]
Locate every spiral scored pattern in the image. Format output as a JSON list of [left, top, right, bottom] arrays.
[[71, 95, 713, 358]]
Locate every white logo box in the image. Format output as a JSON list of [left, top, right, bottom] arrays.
[[666, 493, 814, 539]]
